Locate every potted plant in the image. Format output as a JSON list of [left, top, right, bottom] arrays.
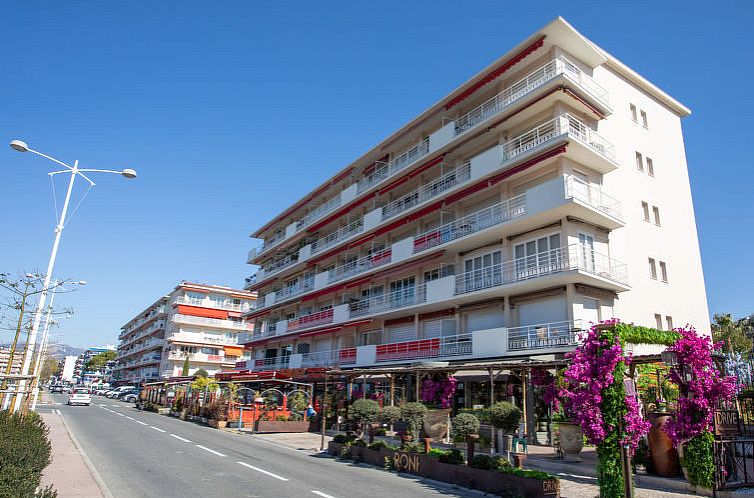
[[350, 399, 381, 443], [399, 402, 428, 444], [420, 376, 455, 440], [452, 412, 480, 464], [380, 405, 401, 434], [488, 401, 521, 454]]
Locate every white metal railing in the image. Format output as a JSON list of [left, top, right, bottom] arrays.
[[381, 162, 472, 220], [328, 248, 393, 284], [173, 296, 251, 313], [349, 284, 427, 318], [251, 356, 291, 371], [507, 320, 583, 351], [311, 218, 365, 255], [274, 280, 315, 303], [564, 176, 623, 220], [413, 194, 526, 253], [257, 231, 286, 256], [454, 57, 609, 136], [288, 308, 335, 332], [560, 114, 615, 161], [454, 244, 628, 295], [358, 137, 431, 193], [262, 253, 299, 277], [297, 195, 342, 230], [375, 333, 474, 362], [301, 348, 358, 368], [172, 314, 251, 331]]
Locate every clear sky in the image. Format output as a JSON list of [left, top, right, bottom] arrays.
[[1, 1, 752, 347]]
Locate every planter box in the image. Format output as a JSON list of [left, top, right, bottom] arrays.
[[326, 443, 558, 497], [255, 420, 310, 433]]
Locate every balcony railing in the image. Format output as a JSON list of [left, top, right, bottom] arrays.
[[173, 296, 251, 313], [507, 320, 583, 351], [413, 194, 526, 253], [564, 176, 623, 221], [381, 162, 472, 220], [328, 248, 393, 284], [301, 348, 357, 368], [256, 231, 286, 257], [349, 284, 427, 318], [274, 280, 315, 303], [311, 218, 365, 255], [358, 138, 430, 194], [262, 253, 299, 278], [455, 56, 609, 136], [297, 195, 342, 230], [454, 244, 628, 295], [172, 314, 251, 331], [376, 333, 473, 363], [287, 308, 334, 333], [253, 357, 291, 371]]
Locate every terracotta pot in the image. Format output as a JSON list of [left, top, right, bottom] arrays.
[[216, 420, 227, 429], [647, 412, 680, 477], [557, 422, 583, 458]]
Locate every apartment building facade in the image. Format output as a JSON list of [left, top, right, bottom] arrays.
[[241, 17, 708, 375], [73, 346, 116, 384], [114, 282, 256, 384]]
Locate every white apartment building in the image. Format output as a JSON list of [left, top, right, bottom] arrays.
[[241, 17, 708, 374], [114, 282, 256, 383]]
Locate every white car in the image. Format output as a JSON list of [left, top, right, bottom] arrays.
[[68, 387, 91, 406]]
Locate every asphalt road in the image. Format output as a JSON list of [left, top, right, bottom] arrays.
[[41, 394, 479, 498]]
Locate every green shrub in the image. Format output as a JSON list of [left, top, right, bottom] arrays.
[[470, 454, 510, 470], [401, 441, 424, 453], [0, 410, 57, 498], [380, 405, 402, 424], [333, 433, 357, 444], [275, 415, 288, 421], [426, 448, 447, 458], [374, 427, 387, 436], [350, 399, 381, 424], [489, 401, 521, 433], [350, 438, 367, 448], [685, 431, 714, 488], [368, 440, 388, 450], [452, 412, 480, 439], [399, 402, 428, 439], [499, 465, 556, 481], [438, 448, 465, 465]]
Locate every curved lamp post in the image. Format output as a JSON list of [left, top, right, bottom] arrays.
[[9, 140, 136, 412]]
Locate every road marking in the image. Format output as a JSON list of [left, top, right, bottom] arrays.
[[111, 404, 119, 407], [115, 412, 125, 417], [196, 445, 226, 457], [55, 409, 62, 415], [125, 416, 134, 420], [236, 461, 289, 481], [150, 426, 166, 433], [136, 421, 148, 426], [311, 492, 337, 498], [169, 434, 191, 443]]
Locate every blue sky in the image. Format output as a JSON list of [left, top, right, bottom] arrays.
[[1, 1, 751, 347]]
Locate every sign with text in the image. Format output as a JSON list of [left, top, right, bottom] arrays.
[[714, 409, 740, 436]]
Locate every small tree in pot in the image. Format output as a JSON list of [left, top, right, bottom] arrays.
[[452, 412, 480, 464], [350, 399, 381, 442], [400, 402, 428, 443], [380, 405, 401, 434], [489, 401, 521, 453]]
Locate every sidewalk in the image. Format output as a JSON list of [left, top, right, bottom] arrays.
[[39, 399, 108, 497]]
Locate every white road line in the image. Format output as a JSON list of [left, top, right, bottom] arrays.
[[125, 416, 134, 420], [115, 412, 125, 417], [311, 491, 337, 498], [149, 426, 166, 433], [111, 404, 119, 407], [169, 434, 192, 443], [55, 409, 62, 415], [136, 421, 148, 426], [236, 461, 289, 481], [195, 445, 226, 457]]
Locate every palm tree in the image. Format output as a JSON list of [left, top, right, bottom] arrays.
[[712, 313, 752, 356]]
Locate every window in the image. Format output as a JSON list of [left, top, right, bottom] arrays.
[[514, 234, 562, 275], [635, 152, 644, 172], [630, 104, 637, 122], [646, 157, 655, 177], [642, 202, 650, 222], [666, 316, 673, 330], [186, 291, 204, 304], [424, 268, 440, 282], [641, 110, 648, 128], [648, 258, 657, 280], [653, 206, 661, 226], [660, 261, 668, 282], [655, 314, 663, 329]]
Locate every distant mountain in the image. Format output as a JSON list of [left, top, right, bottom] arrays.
[[0, 342, 84, 360]]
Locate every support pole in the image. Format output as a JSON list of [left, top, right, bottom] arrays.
[[389, 374, 395, 406], [320, 374, 328, 451], [521, 369, 529, 442]]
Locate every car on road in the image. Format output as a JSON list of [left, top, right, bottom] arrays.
[[51, 384, 64, 393], [107, 386, 136, 398], [62, 385, 72, 394], [122, 392, 140, 403], [68, 388, 91, 406]]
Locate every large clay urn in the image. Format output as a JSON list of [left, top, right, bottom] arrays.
[[648, 412, 680, 477], [558, 422, 584, 459]]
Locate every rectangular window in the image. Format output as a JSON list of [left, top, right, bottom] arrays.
[[635, 152, 644, 172], [653, 206, 661, 226], [655, 314, 663, 329], [642, 202, 650, 222], [641, 110, 648, 128], [630, 104, 637, 122], [648, 258, 657, 280], [666, 316, 673, 330], [660, 261, 668, 282], [646, 157, 655, 177]]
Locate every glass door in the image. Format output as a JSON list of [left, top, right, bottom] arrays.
[[578, 233, 595, 271]]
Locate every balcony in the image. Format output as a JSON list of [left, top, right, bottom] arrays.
[[381, 162, 472, 221], [564, 176, 622, 222], [349, 284, 428, 319], [254, 231, 286, 259], [311, 218, 365, 255], [274, 280, 315, 303], [301, 348, 357, 368], [172, 314, 251, 331], [454, 56, 610, 136], [262, 253, 299, 279], [357, 138, 430, 194], [454, 244, 628, 295], [328, 248, 393, 284], [167, 351, 228, 363], [173, 296, 251, 313], [287, 308, 335, 333], [507, 320, 582, 351], [253, 356, 291, 371], [413, 194, 526, 253], [375, 334, 473, 363], [297, 195, 342, 231]]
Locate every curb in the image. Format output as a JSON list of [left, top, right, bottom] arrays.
[[57, 412, 114, 498]]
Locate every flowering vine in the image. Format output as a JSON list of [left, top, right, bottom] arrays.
[[420, 375, 457, 409], [531, 368, 560, 413]]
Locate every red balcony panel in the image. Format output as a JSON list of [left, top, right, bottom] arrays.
[[177, 305, 228, 320]]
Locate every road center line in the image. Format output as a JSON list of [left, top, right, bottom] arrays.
[[196, 445, 226, 457], [136, 421, 148, 426], [237, 461, 289, 481], [311, 491, 337, 498], [169, 433, 192, 443], [115, 413, 125, 417], [149, 426, 166, 433], [125, 416, 134, 420]]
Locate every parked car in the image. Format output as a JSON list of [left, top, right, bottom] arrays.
[[107, 386, 136, 398], [68, 388, 91, 406], [62, 385, 72, 394], [51, 384, 64, 393], [118, 389, 138, 400], [122, 392, 139, 403]]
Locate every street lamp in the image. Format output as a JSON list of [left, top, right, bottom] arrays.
[[9, 139, 136, 412]]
